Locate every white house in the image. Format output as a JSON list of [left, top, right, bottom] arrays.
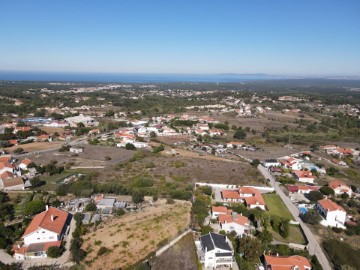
[[13, 207, 70, 260], [263, 159, 281, 168], [329, 180, 352, 197], [19, 158, 33, 170], [293, 170, 315, 184], [316, 199, 347, 228], [198, 233, 233, 268], [69, 147, 84, 154], [279, 157, 303, 170], [219, 213, 250, 236], [116, 139, 148, 149]]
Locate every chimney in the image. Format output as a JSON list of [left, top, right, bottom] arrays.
[[51, 215, 54, 221], [276, 253, 279, 257], [46, 205, 48, 211], [17, 244, 20, 248]]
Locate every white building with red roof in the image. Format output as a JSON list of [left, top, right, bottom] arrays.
[[329, 180, 352, 197], [221, 187, 266, 210], [13, 207, 71, 260], [19, 158, 33, 170], [219, 213, 250, 236], [211, 206, 232, 219], [264, 254, 311, 270], [316, 199, 346, 228], [293, 170, 315, 184]]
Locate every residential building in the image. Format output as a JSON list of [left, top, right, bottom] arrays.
[[198, 233, 233, 268], [96, 197, 116, 213], [316, 199, 346, 228], [286, 185, 319, 194], [219, 213, 249, 236], [0, 177, 25, 191], [264, 254, 311, 270], [221, 187, 266, 210], [293, 170, 315, 184], [19, 158, 32, 170], [211, 206, 232, 219], [279, 157, 303, 170], [13, 207, 71, 260], [69, 147, 84, 154], [263, 159, 281, 168], [328, 180, 352, 197]]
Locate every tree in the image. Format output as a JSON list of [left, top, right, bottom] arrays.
[[306, 191, 324, 203], [259, 229, 273, 247], [233, 129, 246, 139], [125, 143, 136, 150], [30, 177, 45, 188], [13, 148, 24, 154], [23, 200, 46, 216], [302, 209, 321, 225], [150, 131, 157, 138], [114, 208, 125, 216], [47, 246, 64, 258], [85, 202, 97, 212], [251, 159, 260, 168], [341, 193, 350, 199], [153, 144, 164, 153], [132, 192, 144, 204], [320, 186, 335, 196], [237, 236, 263, 262]]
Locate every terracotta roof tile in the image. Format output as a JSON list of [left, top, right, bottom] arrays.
[[23, 207, 69, 237]]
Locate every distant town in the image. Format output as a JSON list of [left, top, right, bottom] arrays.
[[0, 80, 360, 270]]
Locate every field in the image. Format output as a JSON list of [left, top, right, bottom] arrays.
[[271, 225, 307, 245], [81, 199, 191, 270], [263, 194, 293, 220], [6, 141, 63, 152], [151, 232, 198, 270]]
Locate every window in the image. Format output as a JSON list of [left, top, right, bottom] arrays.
[[37, 238, 40, 240]]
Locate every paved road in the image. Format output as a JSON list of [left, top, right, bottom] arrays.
[[257, 165, 332, 270], [0, 249, 15, 265]]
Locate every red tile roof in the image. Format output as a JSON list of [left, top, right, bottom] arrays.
[[221, 190, 240, 199], [219, 213, 249, 226], [20, 158, 32, 166], [264, 255, 311, 270], [318, 199, 345, 212], [293, 170, 315, 179], [1, 177, 24, 188], [329, 180, 349, 190], [23, 207, 69, 237], [212, 206, 232, 215]]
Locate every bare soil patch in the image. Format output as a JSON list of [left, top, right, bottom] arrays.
[[82, 199, 191, 270], [151, 232, 198, 270], [7, 141, 63, 152]]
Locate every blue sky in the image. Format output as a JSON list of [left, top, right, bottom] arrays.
[[0, 0, 360, 76]]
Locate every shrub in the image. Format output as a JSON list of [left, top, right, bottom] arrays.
[[125, 143, 136, 150], [152, 144, 165, 153], [85, 202, 97, 212], [47, 246, 64, 258]]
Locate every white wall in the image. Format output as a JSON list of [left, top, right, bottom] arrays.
[[24, 229, 59, 246]]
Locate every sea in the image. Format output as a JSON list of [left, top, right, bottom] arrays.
[[0, 71, 285, 83]]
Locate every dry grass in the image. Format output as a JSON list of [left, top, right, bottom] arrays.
[[81, 199, 191, 270], [7, 141, 63, 152]]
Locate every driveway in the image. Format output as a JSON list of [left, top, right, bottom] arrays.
[[257, 165, 332, 270]]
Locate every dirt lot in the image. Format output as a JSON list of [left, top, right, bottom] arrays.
[[6, 141, 63, 153], [151, 232, 198, 270], [24, 145, 134, 167], [40, 126, 65, 134], [82, 199, 191, 270]]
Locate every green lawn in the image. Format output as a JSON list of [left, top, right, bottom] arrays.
[[270, 225, 307, 245], [35, 171, 74, 191], [263, 193, 293, 220]]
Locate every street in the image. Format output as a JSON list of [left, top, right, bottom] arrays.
[[257, 165, 332, 270]]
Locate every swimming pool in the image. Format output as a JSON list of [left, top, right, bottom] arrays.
[[299, 207, 308, 214]]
